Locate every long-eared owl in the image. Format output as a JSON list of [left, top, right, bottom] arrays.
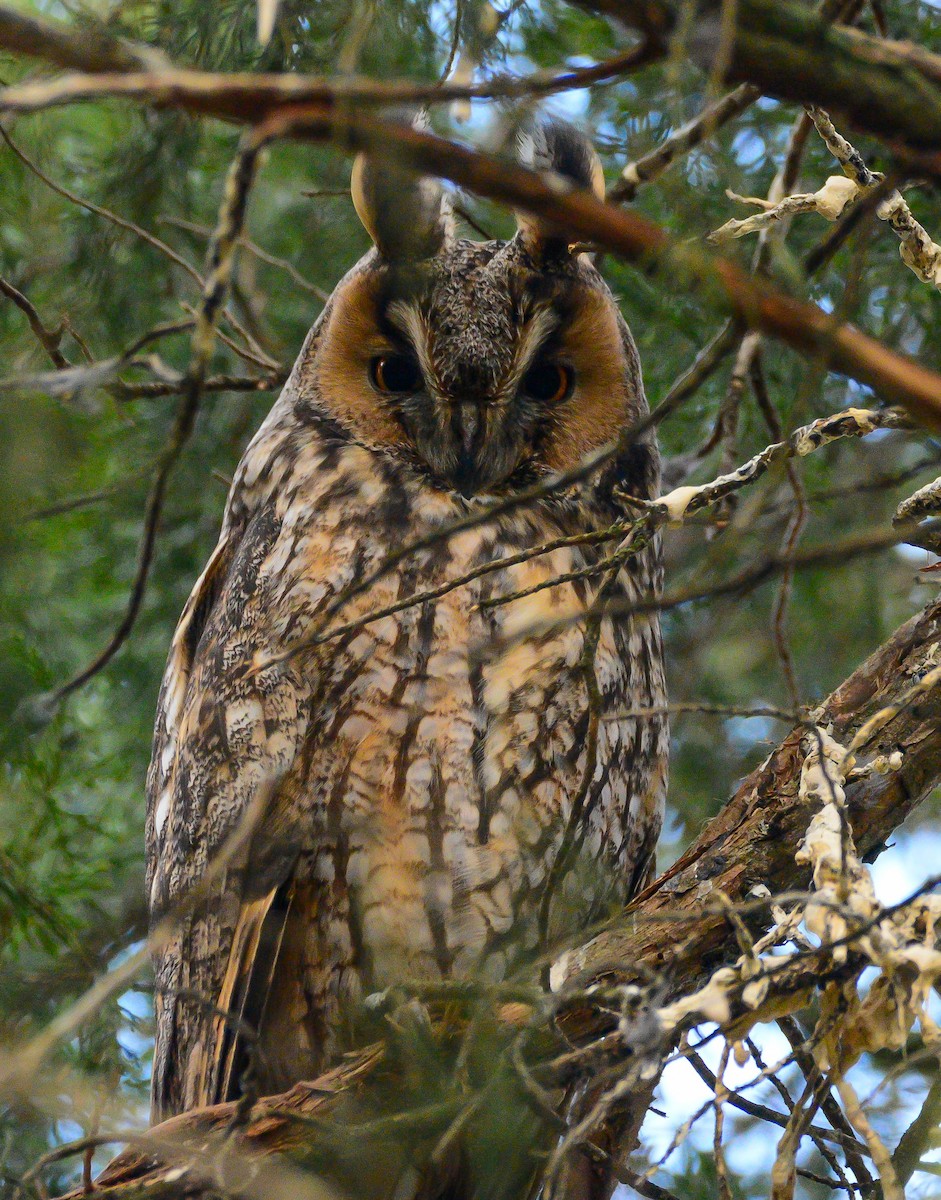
[[146, 120, 668, 1122]]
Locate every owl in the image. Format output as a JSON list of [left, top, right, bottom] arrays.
[[145, 119, 668, 1123]]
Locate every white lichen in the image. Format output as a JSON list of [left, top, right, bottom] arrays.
[[710, 104, 941, 295], [654, 409, 905, 529], [707, 176, 858, 244]]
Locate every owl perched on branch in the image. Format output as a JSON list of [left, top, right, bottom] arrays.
[[146, 119, 668, 1122]]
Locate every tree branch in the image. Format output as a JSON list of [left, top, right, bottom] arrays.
[[3, 48, 941, 423], [0, 3, 653, 113], [0, 276, 70, 369], [5, 0, 941, 162], [576, 0, 941, 152], [40, 131, 267, 711], [0, 5, 161, 73]]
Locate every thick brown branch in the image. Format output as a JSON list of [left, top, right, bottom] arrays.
[[3, 95, 938, 426], [576, 0, 941, 152], [565, 594, 941, 986], [0, 8, 653, 113], [7, 0, 941, 162], [0, 6, 159, 73]]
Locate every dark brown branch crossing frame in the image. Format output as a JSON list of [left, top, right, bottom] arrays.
[[3, 98, 941, 428]]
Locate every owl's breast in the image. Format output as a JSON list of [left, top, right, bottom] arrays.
[[268, 448, 666, 997]]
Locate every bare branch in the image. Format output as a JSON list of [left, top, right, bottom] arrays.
[[708, 178, 859, 244], [0, 43, 655, 117], [714, 104, 941, 296], [42, 130, 268, 709], [1, 93, 940, 422], [808, 106, 941, 290], [0, 5, 164, 73], [0, 277, 70, 369], [111, 371, 283, 399], [0, 126, 273, 367], [609, 84, 760, 203]]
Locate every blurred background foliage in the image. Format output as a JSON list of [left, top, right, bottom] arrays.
[[2, 0, 941, 1196]]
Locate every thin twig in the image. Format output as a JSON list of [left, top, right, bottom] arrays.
[[610, 84, 759, 203], [487, 521, 917, 653], [751, 349, 806, 708], [44, 129, 267, 708], [778, 1016, 875, 1191], [479, 408, 907, 613], [0, 276, 70, 368], [161, 215, 329, 300], [111, 372, 283, 400], [1, 125, 270, 365], [0, 125, 202, 287]]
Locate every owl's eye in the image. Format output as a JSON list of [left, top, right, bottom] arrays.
[[371, 353, 421, 395], [520, 361, 573, 404]]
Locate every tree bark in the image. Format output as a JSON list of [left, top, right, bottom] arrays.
[[575, 0, 941, 153], [560, 589, 941, 992]]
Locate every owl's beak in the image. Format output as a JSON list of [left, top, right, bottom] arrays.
[[452, 401, 490, 496], [403, 394, 520, 497], [457, 402, 482, 455]]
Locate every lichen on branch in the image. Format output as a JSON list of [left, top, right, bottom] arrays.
[[710, 103, 941, 293]]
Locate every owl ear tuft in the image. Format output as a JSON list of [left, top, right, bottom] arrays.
[[351, 119, 453, 262], [515, 118, 604, 256]]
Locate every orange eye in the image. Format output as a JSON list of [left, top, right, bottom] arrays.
[[370, 353, 421, 395], [520, 361, 572, 404]]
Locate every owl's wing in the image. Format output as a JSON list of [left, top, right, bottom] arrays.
[[146, 499, 317, 1121]]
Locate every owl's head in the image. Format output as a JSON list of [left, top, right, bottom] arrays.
[[293, 119, 647, 498]]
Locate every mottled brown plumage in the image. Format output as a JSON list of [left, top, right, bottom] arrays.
[[146, 120, 668, 1123]]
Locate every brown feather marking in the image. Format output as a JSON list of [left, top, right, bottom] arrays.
[[316, 273, 408, 450], [542, 292, 638, 472], [207, 888, 280, 1106]]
